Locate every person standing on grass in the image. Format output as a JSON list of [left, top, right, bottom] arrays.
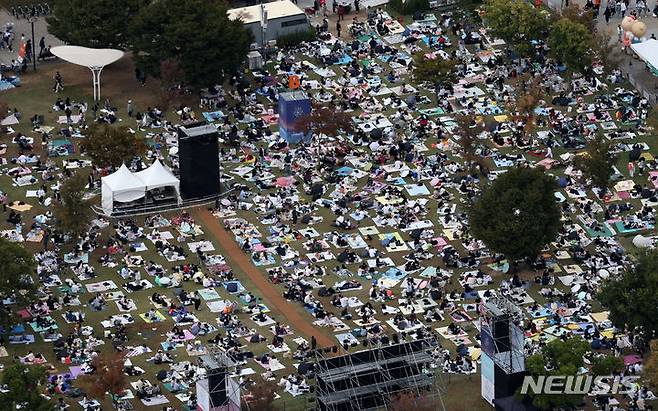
[[53, 71, 63, 92], [628, 161, 635, 177], [0, 192, 7, 212]]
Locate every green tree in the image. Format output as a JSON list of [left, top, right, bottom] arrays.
[[412, 54, 457, 85], [577, 135, 617, 198], [0, 238, 37, 327], [548, 18, 594, 70], [523, 337, 589, 410], [130, 0, 252, 90], [80, 124, 147, 168], [598, 250, 658, 337], [469, 167, 561, 263], [645, 340, 658, 390], [47, 0, 143, 48], [591, 355, 624, 376], [484, 0, 549, 56], [0, 363, 54, 410], [53, 171, 94, 241], [558, 4, 596, 32]]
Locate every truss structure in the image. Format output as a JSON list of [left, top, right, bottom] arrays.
[[197, 347, 241, 411], [479, 294, 525, 375], [314, 337, 447, 411]]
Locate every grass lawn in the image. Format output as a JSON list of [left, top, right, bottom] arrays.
[[1, 5, 657, 411]]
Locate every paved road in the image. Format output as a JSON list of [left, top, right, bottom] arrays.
[[0, 9, 62, 66]]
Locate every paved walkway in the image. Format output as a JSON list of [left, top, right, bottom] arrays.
[[0, 10, 62, 66], [192, 207, 336, 349], [544, 0, 658, 101]]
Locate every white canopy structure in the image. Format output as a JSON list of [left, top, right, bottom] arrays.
[[50, 45, 124, 101], [135, 160, 182, 202], [101, 164, 147, 216], [101, 162, 182, 216], [631, 39, 658, 74]]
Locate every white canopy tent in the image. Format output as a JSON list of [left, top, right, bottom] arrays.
[[50, 45, 124, 101], [135, 159, 182, 203], [631, 39, 658, 74], [101, 162, 182, 216], [101, 164, 147, 216]]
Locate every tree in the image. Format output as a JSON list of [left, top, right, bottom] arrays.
[[53, 171, 94, 241], [558, 4, 596, 32], [645, 340, 658, 390], [484, 0, 549, 56], [548, 18, 594, 70], [80, 124, 147, 169], [244, 381, 277, 411], [592, 29, 623, 73], [577, 135, 617, 198], [455, 115, 485, 174], [598, 250, 658, 337], [0, 363, 54, 411], [469, 167, 561, 263], [523, 337, 590, 410], [0, 238, 37, 327], [130, 0, 252, 90], [412, 54, 457, 85], [294, 103, 355, 140], [77, 353, 129, 405], [512, 75, 544, 145], [47, 0, 143, 48], [390, 390, 438, 411], [591, 355, 624, 376], [158, 58, 186, 110]]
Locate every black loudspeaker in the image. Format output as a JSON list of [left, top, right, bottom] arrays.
[[208, 371, 227, 406], [493, 318, 511, 352], [178, 124, 220, 200]]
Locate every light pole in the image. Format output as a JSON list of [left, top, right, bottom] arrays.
[[27, 10, 37, 72]]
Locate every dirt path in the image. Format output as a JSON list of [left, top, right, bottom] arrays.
[[193, 207, 335, 349]]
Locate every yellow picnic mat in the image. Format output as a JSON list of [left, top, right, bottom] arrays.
[[9, 202, 32, 212]]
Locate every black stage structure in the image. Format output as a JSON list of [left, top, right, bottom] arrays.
[[177, 123, 221, 200], [314, 337, 447, 411]]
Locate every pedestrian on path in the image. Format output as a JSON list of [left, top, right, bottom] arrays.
[[127, 99, 134, 117], [336, 21, 342, 37]]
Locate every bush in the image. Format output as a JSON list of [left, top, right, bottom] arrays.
[[389, 0, 430, 15], [277, 28, 317, 48]]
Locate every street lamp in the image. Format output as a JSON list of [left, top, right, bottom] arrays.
[[27, 9, 37, 72]]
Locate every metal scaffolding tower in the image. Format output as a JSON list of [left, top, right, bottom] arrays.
[[314, 337, 447, 411]]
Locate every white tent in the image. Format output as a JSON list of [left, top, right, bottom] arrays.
[[631, 39, 658, 73], [135, 159, 182, 203], [101, 164, 147, 215]]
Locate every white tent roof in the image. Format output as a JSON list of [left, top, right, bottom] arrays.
[[135, 159, 179, 190], [102, 164, 145, 193], [631, 39, 658, 70], [101, 164, 147, 215], [228, 0, 305, 24], [51, 45, 124, 68]]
